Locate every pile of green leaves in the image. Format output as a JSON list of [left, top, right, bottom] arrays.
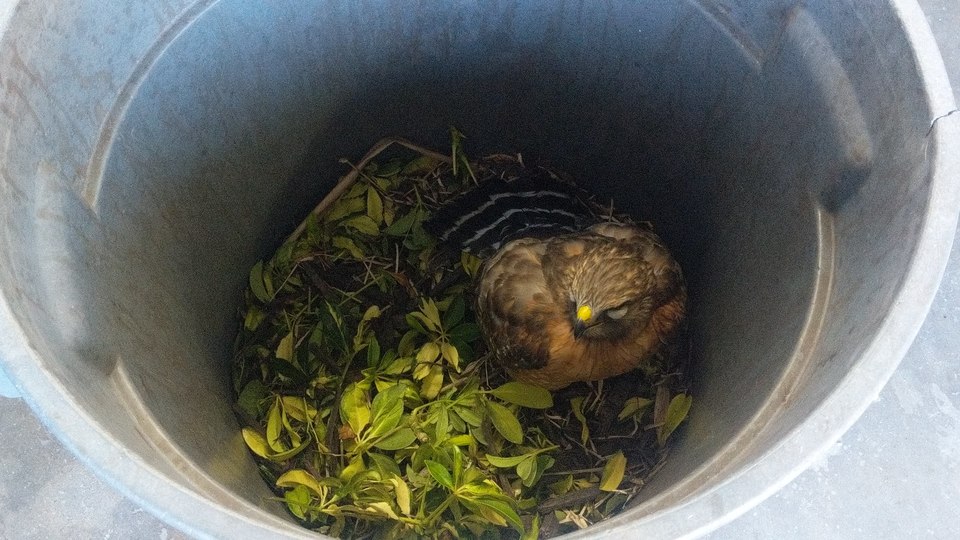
[[232, 133, 692, 539]]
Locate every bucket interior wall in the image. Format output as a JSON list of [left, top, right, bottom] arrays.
[[0, 0, 942, 534]]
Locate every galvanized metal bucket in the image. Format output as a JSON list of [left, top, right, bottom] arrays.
[[1, 1, 958, 537]]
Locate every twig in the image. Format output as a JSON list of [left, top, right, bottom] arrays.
[[538, 487, 602, 513], [287, 137, 451, 244]]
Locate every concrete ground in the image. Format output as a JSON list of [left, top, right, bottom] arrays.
[[1, 1, 958, 538]]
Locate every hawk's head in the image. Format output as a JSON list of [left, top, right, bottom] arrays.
[[541, 223, 683, 343]]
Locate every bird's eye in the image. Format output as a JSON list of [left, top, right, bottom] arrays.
[[606, 306, 628, 320]]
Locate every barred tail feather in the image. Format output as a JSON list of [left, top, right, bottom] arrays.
[[425, 173, 598, 255]]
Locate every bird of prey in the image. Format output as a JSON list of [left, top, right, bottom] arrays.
[[427, 170, 686, 390]]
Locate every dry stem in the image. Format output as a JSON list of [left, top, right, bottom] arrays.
[[287, 137, 451, 244]]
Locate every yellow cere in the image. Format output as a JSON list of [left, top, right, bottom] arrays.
[[576, 304, 593, 322]]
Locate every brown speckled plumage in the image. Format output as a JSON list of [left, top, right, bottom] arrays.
[[476, 222, 686, 390]]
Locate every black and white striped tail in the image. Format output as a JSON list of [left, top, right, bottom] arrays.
[[425, 171, 598, 256]]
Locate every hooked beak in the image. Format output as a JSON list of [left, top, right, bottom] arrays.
[[573, 304, 593, 339], [573, 319, 589, 339]]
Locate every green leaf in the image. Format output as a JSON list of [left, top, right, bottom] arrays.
[[384, 208, 418, 236], [367, 501, 399, 520], [516, 456, 537, 486], [599, 451, 627, 492], [461, 498, 505, 527], [324, 193, 366, 222], [397, 331, 418, 356], [344, 180, 368, 199], [377, 348, 397, 371], [416, 342, 441, 364], [440, 342, 460, 371], [405, 313, 428, 334], [266, 399, 285, 452], [420, 364, 444, 399], [434, 407, 450, 439], [383, 201, 396, 226], [442, 295, 466, 329], [658, 393, 693, 445], [389, 476, 412, 516], [373, 427, 417, 451], [275, 332, 294, 362], [457, 446, 471, 484], [407, 311, 439, 334], [366, 188, 384, 225], [406, 222, 434, 250], [322, 301, 348, 354], [411, 311, 439, 333], [248, 260, 271, 302], [236, 379, 268, 417], [375, 159, 404, 178], [452, 339, 475, 364], [604, 493, 629, 515], [273, 241, 294, 268], [400, 155, 439, 175], [448, 322, 481, 343], [455, 405, 483, 427], [241, 428, 272, 459], [467, 497, 523, 532], [332, 236, 365, 259], [383, 354, 413, 375], [425, 460, 453, 489], [447, 434, 475, 448], [570, 397, 590, 446], [618, 396, 654, 421], [261, 265, 275, 298], [413, 360, 431, 380], [280, 396, 318, 422], [460, 251, 483, 278], [264, 356, 308, 386], [550, 474, 574, 496], [281, 409, 302, 448], [490, 382, 553, 409], [521, 513, 541, 540], [243, 427, 310, 462], [243, 305, 264, 331], [353, 305, 382, 352], [421, 299, 442, 329], [361, 304, 382, 323], [366, 336, 381, 368], [485, 454, 530, 468], [343, 215, 380, 236], [450, 410, 469, 436], [339, 383, 371, 435], [270, 437, 312, 461], [535, 454, 555, 486], [368, 452, 402, 477], [303, 212, 322, 241], [487, 401, 523, 444], [368, 384, 405, 439], [283, 484, 311, 520], [276, 469, 325, 496], [340, 456, 366, 482]]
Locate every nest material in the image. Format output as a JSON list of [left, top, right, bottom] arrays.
[[232, 133, 692, 539]]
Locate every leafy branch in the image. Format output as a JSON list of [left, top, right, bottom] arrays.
[[231, 133, 693, 538]]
